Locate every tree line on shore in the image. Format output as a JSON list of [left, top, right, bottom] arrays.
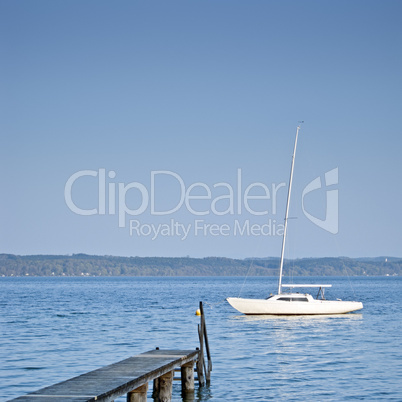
[[0, 254, 400, 277]]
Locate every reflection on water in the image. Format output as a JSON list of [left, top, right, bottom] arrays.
[[0, 276, 401, 402], [231, 313, 363, 322]]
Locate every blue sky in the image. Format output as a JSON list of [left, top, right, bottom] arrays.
[[1, 0, 401, 259]]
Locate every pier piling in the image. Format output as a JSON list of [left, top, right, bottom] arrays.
[[127, 383, 148, 402]]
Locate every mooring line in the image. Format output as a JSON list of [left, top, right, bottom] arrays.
[[203, 300, 226, 309]]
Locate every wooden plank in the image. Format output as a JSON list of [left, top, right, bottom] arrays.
[[11, 350, 199, 402]]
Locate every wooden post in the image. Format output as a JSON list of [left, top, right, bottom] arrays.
[[196, 329, 205, 387], [152, 377, 159, 398], [127, 383, 148, 402], [200, 302, 212, 384], [156, 370, 174, 402], [152, 347, 160, 398], [181, 362, 195, 394]]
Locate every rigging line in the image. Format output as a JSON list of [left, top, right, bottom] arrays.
[[344, 260, 357, 298], [236, 215, 267, 297], [238, 259, 255, 298], [280, 216, 297, 285], [332, 228, 357, 298], [288, 228, 293, 285]]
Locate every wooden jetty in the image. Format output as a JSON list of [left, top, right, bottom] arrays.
[[10, 302, 212, 402], [11, 349, 199, 402]]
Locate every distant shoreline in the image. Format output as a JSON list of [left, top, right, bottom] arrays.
[[1, 254, 400, 277]]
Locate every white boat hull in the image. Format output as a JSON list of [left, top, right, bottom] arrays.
[[227, 296, 363, 315]]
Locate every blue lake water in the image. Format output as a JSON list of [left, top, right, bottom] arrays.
[[1, 276, 401, 401]]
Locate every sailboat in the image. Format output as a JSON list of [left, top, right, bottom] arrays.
[[227, 125, 363, 315]]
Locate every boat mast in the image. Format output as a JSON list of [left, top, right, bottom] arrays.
[[278, 124, 301, 294]]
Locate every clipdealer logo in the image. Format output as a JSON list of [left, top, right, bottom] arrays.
[[302, 167, 339, 234], [64, 168, 339, 239]]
